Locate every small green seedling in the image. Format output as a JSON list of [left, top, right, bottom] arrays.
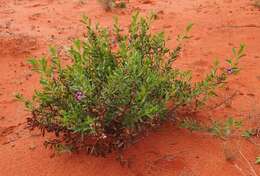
[[208, 117, 242, 139], [179, 118, 204, 132], [242, 129, 255, 139]]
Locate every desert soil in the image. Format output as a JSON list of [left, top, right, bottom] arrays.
[[0, 0, 260, 175]]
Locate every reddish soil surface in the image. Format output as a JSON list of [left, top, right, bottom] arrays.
[[0, 0, 260, 175]]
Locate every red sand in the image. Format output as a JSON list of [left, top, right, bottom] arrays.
[[0, 0, 260, 175]]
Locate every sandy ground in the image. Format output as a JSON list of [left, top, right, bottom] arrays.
[[0, 0, 260, 175]]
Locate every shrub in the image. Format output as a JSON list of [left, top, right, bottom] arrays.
[[16, 13, 245, 156]]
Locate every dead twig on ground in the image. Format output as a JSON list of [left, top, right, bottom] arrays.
[[239, 150, 258, 176], [221, 25, 260, 28], [209, 91, 238, 110]]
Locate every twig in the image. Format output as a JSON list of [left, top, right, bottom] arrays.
[[234, 163, 247, 176], [238, 150, 258, 176], [248, 138, 260, 147], [209, 91, 237, 110], [221, 25, 260, 28]]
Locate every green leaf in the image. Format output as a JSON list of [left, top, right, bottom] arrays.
[[186, 22, 194, 33], [242, 130, 253, 139], [238, 43, 246, 57]]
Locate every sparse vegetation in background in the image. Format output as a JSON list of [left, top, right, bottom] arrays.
[[241, 127, 260, 167], [179, 118, 204, 132], [98, 0, 114, 11], [179, 117, 243, 140], [98, 0, 127, 11], [117, 1, 126, 8], [16, 12, 245, 156], [254, 0, 260, 8], [208, 117, 242, 139]]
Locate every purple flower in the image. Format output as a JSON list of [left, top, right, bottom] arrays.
[[226, 68, 233, 74], [74, 91, 85, 101], [100, 133, 107, 139]]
